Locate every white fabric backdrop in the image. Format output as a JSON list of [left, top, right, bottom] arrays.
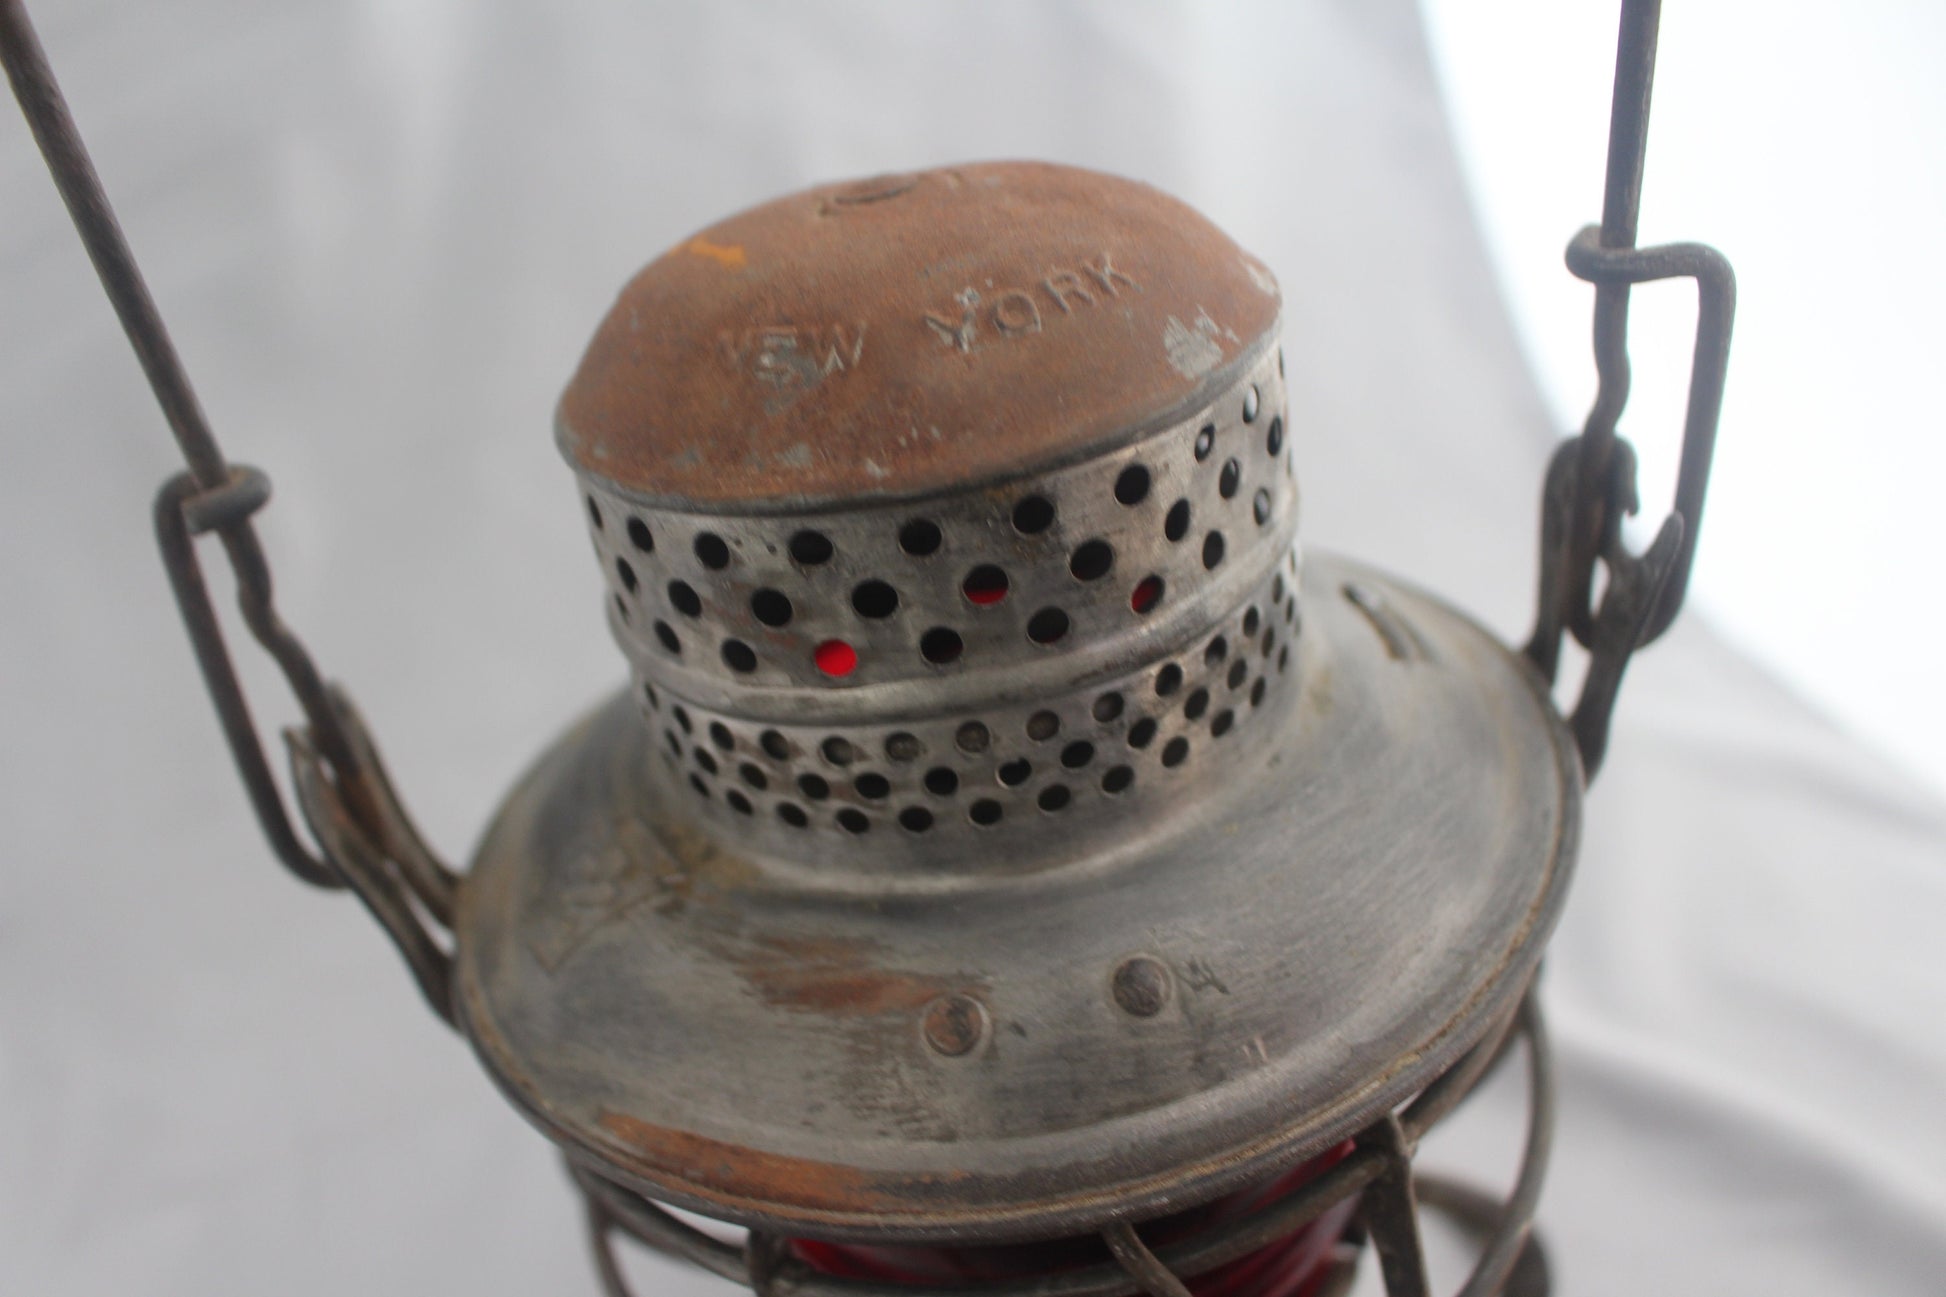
[[2, 3, 1941, 1294]]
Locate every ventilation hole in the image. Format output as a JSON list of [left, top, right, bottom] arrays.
[[821, 737, 856, 766], [798, 773, 831, 800], [761, 729, 791, 760], [899, 806, 935, 833], [1194, 424, 1215, 461], [664, 729, 682, 757], [1037, 785, 1072, 813], [1219, 458, 1241, 499], [1131, 576, 1164, 615], [777, 802, 809, 828], [886, 520, 941, 562], [955, 721, 990, 754], [851, 580, 899, 619], [924, 767, 959, 797], [693, 533, 730, 570], [921, 627, 964, 664], [1027, 608, 1071, 645], [586, 496, 604, 530], [1162, 737, 1191, 768], [1093, 692, 1125, 723], [1253, 488, 1272, 526], [667, 580, 702, 618], [751, 588, 793, 627], [709, 722, 735, 751], [1202, 532, 1226, 570], [739, 763, 768, 790], [1211, 710, 1236, 738], [1114, 464, 1152, 505], [854, 773, 890, 800], [644, 683, 660, 710], [1102, 765, 1135, 794], [1155, 664, 1184, 697], [1286, 598, 1297, 624], [721, 639, 758, 673], [1228, 660, 1249, 690], [1243, 607, 1262, 637], [1184, 689, 1210, 722], [726, 790, 753, 816], [1279, 347, 1286, 377], [654, 621, 681, 654], [1279, 646, 1291, 672], [1012, 495, 1055, 534], [1251, 677, 1268, 707], [613, 594, 630, 623], [1267, 416, 1284, 456], [1205, 636, 1228, 666], [814, 639, 858, 677], [1069, 540, 1114, 582], [885, 732, 923, 763], [790, 530, 834, 565], [673, 706, 693, 735], [837, 809, 870, 835], [694, 749, 718, 776], [997, 759, 1032, 787], [1060, 741, 1095, 770], [1262, 629, 1276, 658], [1164, 499, 1191, 542], [969, 799, 1003, 827], [1026, 710, 1061, 742], [1272, 574, 1286, 604], [962, 565, 1009, 606], [1128, 719, 1161, 752], [626, 517, 654, 553], [689, 774, 710, 798], [1243, 384, 1261, 423], [615, 557, 639, 593]]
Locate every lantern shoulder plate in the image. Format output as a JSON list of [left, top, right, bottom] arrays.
[[453, 552, 1580, 1243]]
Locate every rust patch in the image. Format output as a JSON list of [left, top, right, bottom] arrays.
[[599, 1098, 965, 1215], [730, 932, 984, 1017]]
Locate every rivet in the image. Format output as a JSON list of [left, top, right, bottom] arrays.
[[922, 994, 989, 1057], [1111, 956, 1172, 1018]]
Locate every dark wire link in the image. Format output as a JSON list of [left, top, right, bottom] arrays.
[[577, 992, 1554, 1297], [1525, 0, 1736, 781], [4, 1, 431, 900]]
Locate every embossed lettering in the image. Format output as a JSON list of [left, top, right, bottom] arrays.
[[992, 290, 1042, 337], [1042, 270, 1095, 313], [924, 288, 981, 352], [1084, 252, 1139, 297]]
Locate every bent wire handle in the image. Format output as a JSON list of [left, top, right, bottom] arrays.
[[6, 0, 458, 1015], [1564, 228, 1736, 646], [1525, 0, 1737, 780]]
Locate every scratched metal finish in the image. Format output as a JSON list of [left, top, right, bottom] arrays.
[[556, 161, 1284, 508], [453, 553, 1581, 1242]]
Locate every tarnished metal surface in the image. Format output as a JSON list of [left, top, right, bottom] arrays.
[[453, 552, 1580, 1242], [557, 162, 1283, 509]]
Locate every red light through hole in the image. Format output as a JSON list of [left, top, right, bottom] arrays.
[[1131, 576, 1164, 614], [815, 640, 858, 677], [962, 565, 1009, 606]]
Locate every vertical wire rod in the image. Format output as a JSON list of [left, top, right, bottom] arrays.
[[0, 0, 227, 489]]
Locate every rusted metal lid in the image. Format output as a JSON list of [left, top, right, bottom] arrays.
[[556, 161, 1283, 509]]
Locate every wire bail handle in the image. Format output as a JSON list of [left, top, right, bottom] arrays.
[[1525, 0, 1737, 779]]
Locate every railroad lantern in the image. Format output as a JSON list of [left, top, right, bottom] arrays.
[[1, 2, 1732, 1294]]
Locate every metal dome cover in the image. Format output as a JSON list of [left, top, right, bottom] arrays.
[[556, 161, 1284, 508]]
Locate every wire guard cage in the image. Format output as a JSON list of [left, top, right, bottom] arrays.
[[0, 1, 1731, 1294]]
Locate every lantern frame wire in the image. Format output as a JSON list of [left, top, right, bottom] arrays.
[[0, 1, 1731, 1294]]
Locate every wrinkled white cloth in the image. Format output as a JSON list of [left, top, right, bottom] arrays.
[[2, 3, 1941, 1295]]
